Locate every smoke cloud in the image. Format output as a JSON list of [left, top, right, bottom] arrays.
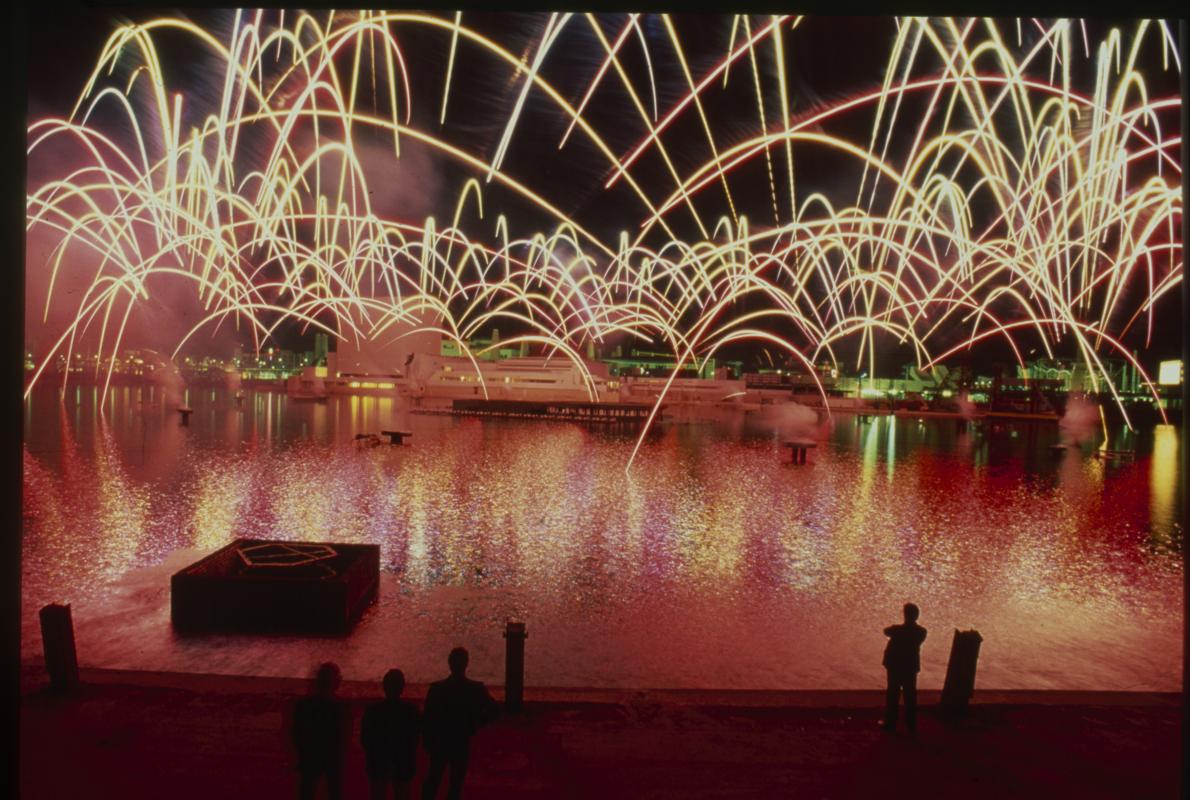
[[762, 401, 828, 442], [1058, 393, 1100, 446]]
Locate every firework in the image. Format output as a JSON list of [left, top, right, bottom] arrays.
[[26, 13, 1182, 469]]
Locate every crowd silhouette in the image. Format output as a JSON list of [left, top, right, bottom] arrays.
[[291, 605, 937, 798], [292, 662, 350, 800], [882, 603, 928, 734], [361, 669, 419, 800], [292, 647, 499, 800]]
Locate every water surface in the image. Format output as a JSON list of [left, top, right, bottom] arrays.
[[21, 385, 1183, 690]]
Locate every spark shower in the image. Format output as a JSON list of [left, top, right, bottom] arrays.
[[25, 12, 1183, 465]]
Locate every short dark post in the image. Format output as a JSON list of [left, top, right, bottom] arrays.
[[39, 603, 80, 693], [178, 406, 193, 425], [940, 628, 982, 717], [503, 621, 527, 714]]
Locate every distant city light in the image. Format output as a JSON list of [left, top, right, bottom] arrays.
[[1157, 360, 1182, 386]]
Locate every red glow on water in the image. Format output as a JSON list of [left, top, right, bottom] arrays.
[[21, 387, 1182, 690]]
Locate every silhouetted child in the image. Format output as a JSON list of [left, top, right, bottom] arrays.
[[882, 603, 927, 734], [361, 668, 420, 800], [292, 662, 350, 800], [420, 647, 499, 800]]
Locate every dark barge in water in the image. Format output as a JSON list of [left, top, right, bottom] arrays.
[[414, 398, 660, 425], [171, 539, 380, 635]]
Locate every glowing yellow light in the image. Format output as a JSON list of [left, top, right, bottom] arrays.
[[1157, 360, 1181, 386]]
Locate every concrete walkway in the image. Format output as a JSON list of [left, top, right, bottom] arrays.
[[21, 668, 1180, 799]]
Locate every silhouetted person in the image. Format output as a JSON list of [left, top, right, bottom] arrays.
[[362, 669, 420, 800], [883, 603, 927, 734], [420, 647, 499, 800], [292, 662, 350, 800]]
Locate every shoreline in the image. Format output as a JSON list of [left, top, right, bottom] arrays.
[[22, 664, 1180, 799], [21, 664, 1181, 707]]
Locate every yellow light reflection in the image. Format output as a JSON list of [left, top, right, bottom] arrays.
[[192, 466, 248, 550], [1149, 424, 1180, 545]]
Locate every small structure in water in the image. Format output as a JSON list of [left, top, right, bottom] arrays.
[[782, 440, 816, 464], [177, 406, 193, 425], [171, 538, 380, 634], [423, 398, 657, 426]]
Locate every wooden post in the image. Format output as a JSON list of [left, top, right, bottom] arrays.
[[39, 603, 79, 693], [941, 629, 983, 717], [503, 621, 527, 714]]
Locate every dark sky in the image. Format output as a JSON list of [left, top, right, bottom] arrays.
[[24, 10, 1183, 369]]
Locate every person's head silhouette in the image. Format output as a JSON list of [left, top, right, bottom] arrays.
[[448, 646, 469, 677], [314, 661, 341, 696], [382, 668, 405, 700], [903, 603, 920, 623]]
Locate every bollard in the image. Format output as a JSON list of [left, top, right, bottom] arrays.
[[39, 603, 80, 693], [503, 621, 527, 714], [178, 406, 193, 426], [940, 628, 982, 717]]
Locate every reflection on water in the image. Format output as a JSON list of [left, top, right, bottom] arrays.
[[21, 386, 1184, 690]]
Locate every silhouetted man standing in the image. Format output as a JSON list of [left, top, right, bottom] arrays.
[[362, 669, 420, 800], [882, 603, 927, 734], [292, 662, 350, 800], [421, 647, 499, 800]]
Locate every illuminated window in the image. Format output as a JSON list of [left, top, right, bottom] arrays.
[[1158, 360, 1182, 386], [349, 381, 361, 388]]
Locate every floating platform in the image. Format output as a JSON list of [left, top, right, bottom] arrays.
[[171, 538, 380, 635], [782, 440, 817, 464], [414, 399, 659, 425]]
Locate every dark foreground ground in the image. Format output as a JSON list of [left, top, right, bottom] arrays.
[[21, 668, 1179, 799]]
